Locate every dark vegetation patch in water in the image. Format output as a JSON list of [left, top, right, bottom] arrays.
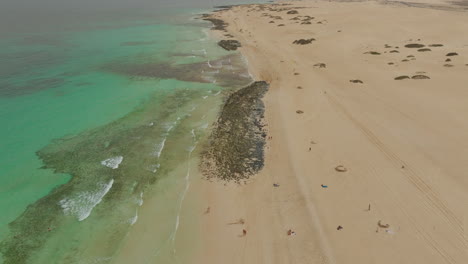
[[101, 54, 251, 88], [0, 78, 66, 97], [200, 81, 269, 183], [200, 15, 229, 31]]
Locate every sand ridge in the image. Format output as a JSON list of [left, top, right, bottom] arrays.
[[197, 1, 468, 263]]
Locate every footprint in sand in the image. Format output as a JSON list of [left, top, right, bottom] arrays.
[[335, 165, 347, 172]]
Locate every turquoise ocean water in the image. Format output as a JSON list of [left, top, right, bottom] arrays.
[[0, 1, 259, 263]]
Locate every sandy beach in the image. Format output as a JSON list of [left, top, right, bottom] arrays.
[[196, 0, 468, 263]]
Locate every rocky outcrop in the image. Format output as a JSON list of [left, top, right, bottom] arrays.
[[293, 38, 315, 45], [218, 39, 242, 51], [201, 81, 269, 183]]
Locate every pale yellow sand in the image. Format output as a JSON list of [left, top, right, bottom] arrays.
[[195, 1, 468, 264]]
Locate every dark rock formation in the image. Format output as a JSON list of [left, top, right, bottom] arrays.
[[202, 17, 228, 31], [293, 38, 316, 45], [411, 75, 430, 79], [405, 43, 425, 48], [418, 48, 431, 52], [429, 44, 443, 47], [218, 40, 242, 51], [446, 52, 458, 56], [394, 75, 410, 80], [364, 51, 381, 55], [350, 80, 363, 84], [287, 10, 299, 14], [200, 81, 269, 183]]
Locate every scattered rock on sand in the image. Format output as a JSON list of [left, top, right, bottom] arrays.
[[350, 80, 363, 84], [287, 10, 299, 14], [296, 110, 304, 114], [411, 75, 430, 79], [389, 50, 399, 53], [218, 40, 242, 51], [277, 24, 285, 27], [335, 165, 347, 172], [444, 64, 454, 67], [429, 44, 443, 47], [405, 43, 425, 48], [394, 75, 410, 80], [364, 51, 381, 55], [418, 48, 431, 52], [445, 58, 451, 62], [446, 52, 458, 56], [313, 63, 326, 68], [293, 38, 316, 45], [388, 62, 395, 65]]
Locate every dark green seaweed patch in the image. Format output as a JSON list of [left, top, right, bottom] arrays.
[[101, 54, 251, 88], [201, 81, 269, 183]]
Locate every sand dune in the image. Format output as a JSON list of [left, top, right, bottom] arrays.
[[197, 1, 468, 263]]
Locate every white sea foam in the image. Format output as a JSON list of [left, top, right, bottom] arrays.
[[200, 123, 209, 129], [59, 179, 114, 221], [153, 138, 166, 158], [148, 122, 154, 126], [213, 91, 221, 96], [207, 61, 213, 68], [148, 164, 160, 173], [129, 210, 138, 225], [101, 156, 123, 169], [138, 192, 144, 206]]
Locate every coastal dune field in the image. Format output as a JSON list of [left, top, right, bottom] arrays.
[[198, 1, 468, 263]]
